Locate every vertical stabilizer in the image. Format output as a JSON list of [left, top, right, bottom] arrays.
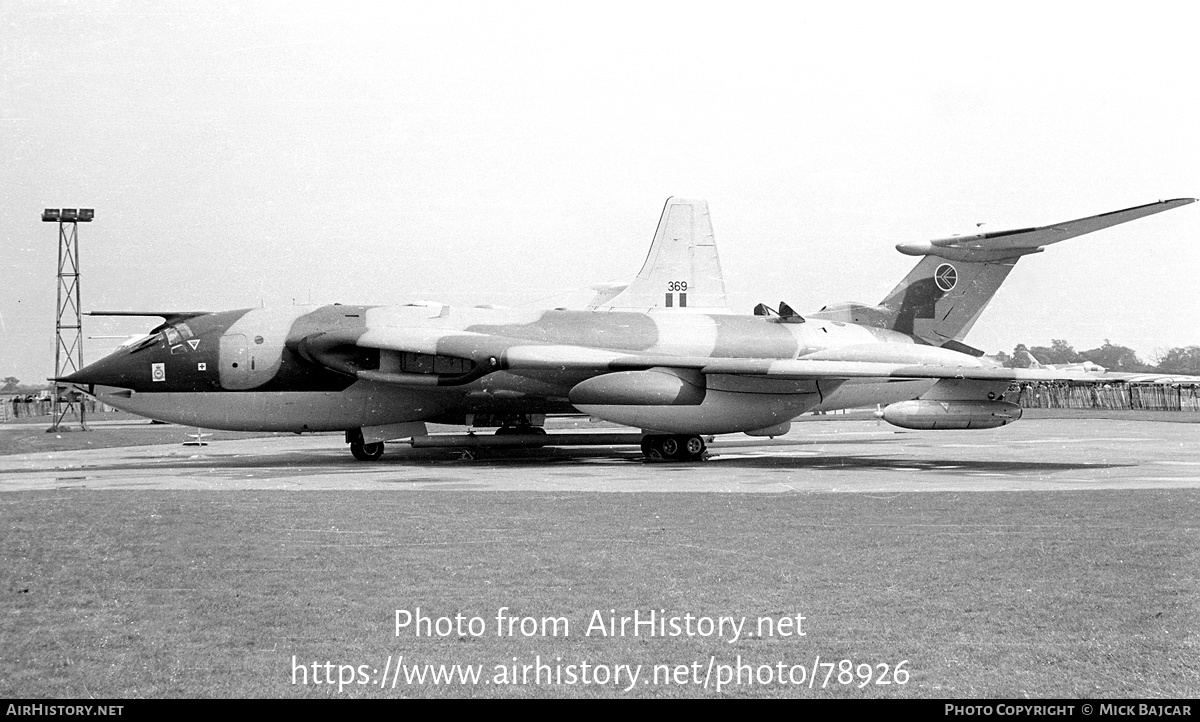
[[811, 199, 1195, 344], [878, 254, 1017, 340], [590, 197, 730, 313], [878, 256, 1019, 342], [807, 251, 1025, 343]]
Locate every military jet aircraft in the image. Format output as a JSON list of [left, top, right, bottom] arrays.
[[1018, 350, 1108, 374], [61, 197, 1195, 461], [1020, 349, 1200, 385]]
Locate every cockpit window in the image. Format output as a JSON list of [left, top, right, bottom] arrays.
[[154, 323, 194, 350], [127, 333, 162, 354]]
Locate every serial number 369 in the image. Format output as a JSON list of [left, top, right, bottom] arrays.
[[667, 281, 688, 291]]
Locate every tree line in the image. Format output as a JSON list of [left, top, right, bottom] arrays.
[[994, 340, 1200, 374]]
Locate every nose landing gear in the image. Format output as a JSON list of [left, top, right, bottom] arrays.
[[641, 434, 707, 461], [349, 439, 385, 461]]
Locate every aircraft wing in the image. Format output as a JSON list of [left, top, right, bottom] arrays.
[[498, 345, 1101, 383], [298, 327, 1104, 386], [897, 198, 1196, 258], [495, 341, 1198, 385]]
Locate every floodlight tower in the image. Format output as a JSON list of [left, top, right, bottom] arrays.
[[42, 208, 94, 432]]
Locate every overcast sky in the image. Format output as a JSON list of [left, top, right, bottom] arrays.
[[3, 1, 1197, 382]]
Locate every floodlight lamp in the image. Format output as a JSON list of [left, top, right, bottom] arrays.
[[61, 209, 78, 221], [42, 209, 60, 222]]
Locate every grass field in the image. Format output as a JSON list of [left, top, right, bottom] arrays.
[[2, 489, 1197, 698]]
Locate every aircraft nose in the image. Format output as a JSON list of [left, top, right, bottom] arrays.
[[55, 349, 147, 389]]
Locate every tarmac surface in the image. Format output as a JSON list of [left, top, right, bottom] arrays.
[[2, 417, 1198, 492]]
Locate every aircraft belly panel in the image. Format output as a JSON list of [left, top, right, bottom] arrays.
[[92, 383, 448, 432], [359, 382, 457, 429]]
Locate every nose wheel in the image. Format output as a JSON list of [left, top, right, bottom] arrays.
[[641, 434, 707, 461], [350, 440, 385, 461]]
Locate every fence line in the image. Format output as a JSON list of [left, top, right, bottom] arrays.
[[1012, 383, 1200, 411]]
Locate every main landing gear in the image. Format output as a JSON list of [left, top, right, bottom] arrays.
[[350, 440, 385, 461], [641, 434, 707, 462]]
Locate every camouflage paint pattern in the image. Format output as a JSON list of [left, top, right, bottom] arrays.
[[63, 198, 1196, 435]]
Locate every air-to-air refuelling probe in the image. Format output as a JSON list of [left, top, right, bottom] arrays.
[[61, 197, 1195, 461]]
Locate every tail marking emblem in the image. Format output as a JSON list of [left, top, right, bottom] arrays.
[[934, 263, 958, 292]]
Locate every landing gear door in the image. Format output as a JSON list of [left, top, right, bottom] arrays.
[[218, 333, 252, 390]]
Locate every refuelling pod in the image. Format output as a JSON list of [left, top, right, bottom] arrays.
[[881, 400, 1022, 430], [570, 368, 821, 435]]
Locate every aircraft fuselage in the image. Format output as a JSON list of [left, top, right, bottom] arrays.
[[78, 304, 937, 433]]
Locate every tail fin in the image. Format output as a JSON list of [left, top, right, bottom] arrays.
[[589, 197, 730, 313], [813, 198, 1195, 343], [1020, 349, 1046, 368], [878, 255, 1020, 342]]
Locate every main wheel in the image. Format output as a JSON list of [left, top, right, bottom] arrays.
[[350, 440, 384, 461], [641, 435, 665, 460], [642, 434, 706, 461], [660, 436, 681, 458]]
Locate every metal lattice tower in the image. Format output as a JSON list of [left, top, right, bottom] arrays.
[[43, 208, 93, 432]]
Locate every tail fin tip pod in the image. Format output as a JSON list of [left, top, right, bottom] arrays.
[[589, 197, 731, 313], [815, 198, 1196, 343]]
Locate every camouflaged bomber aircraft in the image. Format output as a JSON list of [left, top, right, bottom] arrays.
[[61, 197, 1195, 461]]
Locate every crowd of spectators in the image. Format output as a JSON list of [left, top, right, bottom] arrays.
[[3, 394, 108, 421], [1011, 381, 1200, 411]]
